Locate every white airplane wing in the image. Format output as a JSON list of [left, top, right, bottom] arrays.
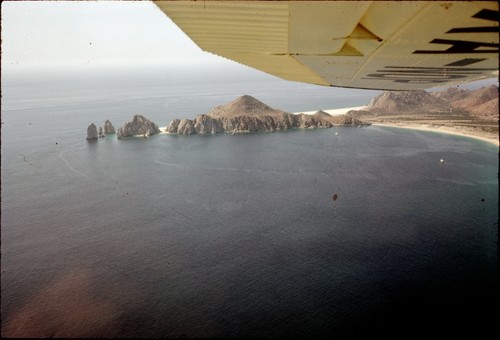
[[154, 1, 498, 90]]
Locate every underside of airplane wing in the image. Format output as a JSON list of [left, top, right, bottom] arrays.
[[154, 1, 498, 90]]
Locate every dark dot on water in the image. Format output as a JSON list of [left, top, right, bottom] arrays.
[[332, 194, 338, 201], [481, 198, 485, 202]]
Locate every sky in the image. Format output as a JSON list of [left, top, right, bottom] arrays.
[[1, 0, 497, 89], [1, 0, 226, 71]]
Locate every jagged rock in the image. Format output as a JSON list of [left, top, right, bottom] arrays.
[[330, 113, 369, 126], [98, 126, 105, 138], [166, 119, 181, 133], [86, 123, 98, 140], [165, 95, 369, 135], [177, 119, 196, 135], [104, 120, 115, 134], [193, 114, 224, 133], [295, 111, 333, 128], [117, 115, 160, 138], [206, 95, 294, 132]]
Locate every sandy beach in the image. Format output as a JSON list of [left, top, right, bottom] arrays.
[[294, 106, 368, 116], [305, 105, 498, 146], [307, 105, 499, 147], [371, 123, 499, 147]]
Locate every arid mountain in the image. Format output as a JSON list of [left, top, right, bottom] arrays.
[[432, 85, 499, 119], [166, 95, 369, 135], [348, 85, 498, 141], [468, 98, 499, 120], [206, 95, 288, 118], [358, 85, 498, 118], [367, 90, 451, 114]]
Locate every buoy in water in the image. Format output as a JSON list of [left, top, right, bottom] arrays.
[[440, 159, 445, 163], [332, 194, 338, 201]]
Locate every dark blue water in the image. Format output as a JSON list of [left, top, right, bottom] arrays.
[[1, 68, 498, 338]]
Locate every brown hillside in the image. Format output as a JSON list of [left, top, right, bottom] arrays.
[[206, 95, 289, 118]]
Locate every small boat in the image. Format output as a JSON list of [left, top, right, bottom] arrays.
[[335, 132, 339, 136], [440, 159, 445, 163]]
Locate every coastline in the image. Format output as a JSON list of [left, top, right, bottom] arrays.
[[158, 106, 369, 134], [371, 122, 499, 147], [158, 104, 498, 147]]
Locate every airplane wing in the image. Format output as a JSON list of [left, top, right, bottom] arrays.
[[154, 1, 498, 90]]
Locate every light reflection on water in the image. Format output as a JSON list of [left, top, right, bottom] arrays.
[[1, 69, 498, 337], [2, 127, 498, 338]]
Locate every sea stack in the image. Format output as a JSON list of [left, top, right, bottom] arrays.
[[86, 123, 98, 140], [104, 120, 116, 134]]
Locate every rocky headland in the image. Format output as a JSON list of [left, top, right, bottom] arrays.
[[347, 85, 499, 144], [166, 95, 370, 135]]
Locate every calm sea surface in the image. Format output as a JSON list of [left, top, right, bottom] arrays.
[[1, 67, 498, 338]]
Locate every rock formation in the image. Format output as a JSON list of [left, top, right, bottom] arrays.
[[116, 115, 160, 138], [194, 114, 224, 134], [166, 95, 369, 135], [432, 84, 499, 119], [367, 90, 450, 114], [345, 85, 498, 139], [330, 112, 368, 126], [348, 85, 498, 119], [98, 126, 105, 138], [104, 120, 115, 134], [86, 123, 98, 140]]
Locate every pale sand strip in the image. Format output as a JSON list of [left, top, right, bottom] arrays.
[[293, 106, 368, 116], [372, 123, 499, 147]]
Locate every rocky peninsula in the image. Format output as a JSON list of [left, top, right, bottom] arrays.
[[165, 95, 369, 135], [86, 85, 497, 145], [347, 85, 499, 145]]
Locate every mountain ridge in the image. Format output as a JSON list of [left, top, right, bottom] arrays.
[[166, 95, 370, 135]]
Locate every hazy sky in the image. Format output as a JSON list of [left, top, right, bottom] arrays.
[[1, 0, 226, 70], [2, 0, 497, 89]]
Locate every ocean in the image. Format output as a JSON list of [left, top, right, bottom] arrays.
[[1, 65, 498, 338]]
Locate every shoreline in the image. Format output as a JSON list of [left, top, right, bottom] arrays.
[[159, 104, 498, 147], [293, 106, 368, 116], [371, 122, 499, 147]]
